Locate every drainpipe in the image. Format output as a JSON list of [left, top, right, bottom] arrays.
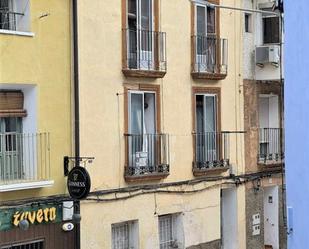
[[72, 0, 81, 249]]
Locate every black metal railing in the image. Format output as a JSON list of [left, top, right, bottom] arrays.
[[125, 133, 169, 177], [258, 128, 284, 164], [0, 11, 24, 31], [123, 28, 167, 71], [193, 132, 231, 171], [192, 35, 228, 74]]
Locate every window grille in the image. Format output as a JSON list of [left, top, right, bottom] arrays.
[[159, 215, 174, 249], [1, 240, 44, 249], [112, 222, 130, 249]]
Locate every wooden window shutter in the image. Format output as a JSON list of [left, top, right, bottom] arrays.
[[0, 91, 27, 117]]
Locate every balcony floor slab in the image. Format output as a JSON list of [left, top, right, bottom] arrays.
[[0, 180, 54, 192]]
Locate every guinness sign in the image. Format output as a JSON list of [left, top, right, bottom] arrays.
[[67, 166, 91, 200]]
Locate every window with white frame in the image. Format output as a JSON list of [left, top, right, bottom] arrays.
[[112, 220, 138, 249], [195, 3, 216, 72], [195, 94, 218, 163], [0, 0, 30, 32], [128, 90, 156, 169], [158, 214, 184, 249], [127, 0, 154, 69]]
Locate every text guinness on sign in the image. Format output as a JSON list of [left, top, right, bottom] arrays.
[[67, 166, 91, 199]]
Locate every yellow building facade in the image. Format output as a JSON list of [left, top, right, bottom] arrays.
[[78, 0, 246, 248], [0, 1, 76, 248]]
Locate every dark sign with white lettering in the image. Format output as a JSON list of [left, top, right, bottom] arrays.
[[67, 166, 91, 200]]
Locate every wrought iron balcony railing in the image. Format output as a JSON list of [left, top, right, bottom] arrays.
[[258, 128, 284, 164], [193, 132, 231, 172], [123, 29, 167, 76], [191, 35, 228, 77], [124, 133, 169, 178], [0, 11, 24, 31], [0, 133, 50, 185]]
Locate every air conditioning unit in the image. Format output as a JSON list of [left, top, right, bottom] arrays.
[[255, 45, 280, 65]]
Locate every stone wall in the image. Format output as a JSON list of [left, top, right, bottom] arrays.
[[245, 184, 287, 249], [243, 80, 283, 173], [246, 187, 265, 249], [186, 239, 221, 249]]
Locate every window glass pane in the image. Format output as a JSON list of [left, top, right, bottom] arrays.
[[197, 6, 206, 35], [205, 96, 216, 132], [112, 223, 130, 249], [144, 93, 155, 134], [0, 0, 9, 30], [128, 0, 137, 16], [1, 117, 21, 151], [196, 95, 204, 133], [140, 0, 152, 30], [207, 6, 215, 34], [130, 93, 143, 134], [128, 0, 137, 30], [159, 215, 173, 249], [263, 16, 279, 44], [245, 13, 251, 33]]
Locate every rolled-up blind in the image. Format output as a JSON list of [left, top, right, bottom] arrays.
[[0, 91, 27, 117]]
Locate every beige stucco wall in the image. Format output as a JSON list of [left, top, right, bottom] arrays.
[[0, 0, 72, 201], [78, 0, 246, 248], [82, 185, 221, 248]]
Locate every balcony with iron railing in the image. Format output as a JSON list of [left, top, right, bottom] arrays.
[[124, 133, 169, 181], [191, 35, 228, 80], [0, 10, 24, 31], [0, 132, 52, 192], [122, 29, 167, 78], [193, 132, 241, 176], [258, 128, 284, 166]]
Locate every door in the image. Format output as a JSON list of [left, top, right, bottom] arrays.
[[128, 0, 154, 70], [0, 117, 23, 182], [221, 188, 238, 249], [129, 91, 156, 169], [264, 186, 279, 249], [196, 94, 217, 164], [258, 95, 280, 160], [195, 4, 216, 72]]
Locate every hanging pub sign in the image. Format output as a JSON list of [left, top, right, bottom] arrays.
[[67, 166, 91, 200]]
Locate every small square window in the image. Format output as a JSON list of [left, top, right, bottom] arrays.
[[245, 13, 252, 33]]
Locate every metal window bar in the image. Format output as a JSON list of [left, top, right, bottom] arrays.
[[1, 240, 44, 249], [192, 35, 228, 74], [0, 132, 50, 185], [125, 133, 169, 176], [159, 215, 174, 249], [0, 10, 24, 31], [112, 222, 130, 249], [193, 132, 230, 170], [124, 28, 167, 71], [258, 128, 283, 164]]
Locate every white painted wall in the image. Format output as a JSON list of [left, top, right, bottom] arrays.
[[243, 0, 283, 81], [221, 188, 238, 249], [264, 186, 279, 249], [243, 0, 255, 80]]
